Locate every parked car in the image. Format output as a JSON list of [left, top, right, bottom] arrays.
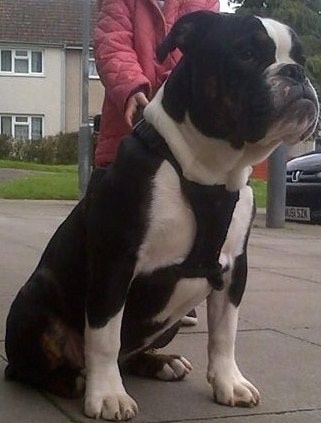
[[286, 151, 321, 223]]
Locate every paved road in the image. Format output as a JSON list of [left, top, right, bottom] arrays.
[[0, 168, 36, 182], [0, 200, 320, 423]]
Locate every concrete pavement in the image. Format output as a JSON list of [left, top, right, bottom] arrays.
[[0, 199, 321, 422]]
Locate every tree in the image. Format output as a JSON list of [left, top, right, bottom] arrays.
[[228, 0, 321, 96]]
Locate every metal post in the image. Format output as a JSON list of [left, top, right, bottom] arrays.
[[78, 0, 92, 199], [266, 144, 288, 228]]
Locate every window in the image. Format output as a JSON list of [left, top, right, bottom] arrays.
[[15, 50, 29, 73], [1, 50, 11, 72], [0, 49, 43, 75], [89, 50, 99, 79], [1, 116, 12, 136], [0, 115, 43, 139]]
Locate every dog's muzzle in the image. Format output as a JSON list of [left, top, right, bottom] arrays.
[[267, 63, 318, 111], [264, 62, 319, 142]]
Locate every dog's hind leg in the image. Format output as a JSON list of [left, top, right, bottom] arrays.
[[122, 322, 192, 381], [124, 350, 192, 381], [6, 309, 85, 398]]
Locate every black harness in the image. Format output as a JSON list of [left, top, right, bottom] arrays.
[[133, 120, 239, 290]]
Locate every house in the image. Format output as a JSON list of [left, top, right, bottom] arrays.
[[0, 0, 104, 140], [0, 0, 315, 175]]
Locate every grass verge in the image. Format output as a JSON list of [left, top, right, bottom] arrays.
[[0, 160, 267, 205], [0, 161, 78, 199], [0, 159, 77, 173], [250, 178, 267, 208], [0, 173, 78, 200]]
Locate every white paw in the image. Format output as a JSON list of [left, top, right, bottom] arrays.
[[156, 355, 193, 381], [207, 362, 260, 407], [85, 392, 138, 421]]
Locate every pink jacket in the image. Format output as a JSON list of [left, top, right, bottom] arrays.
[[94, 0, 220, 166]]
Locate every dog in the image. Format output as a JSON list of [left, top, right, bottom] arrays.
[[5, 11, 319, 421]]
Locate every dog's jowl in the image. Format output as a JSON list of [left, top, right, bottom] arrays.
[[5, 12, 319, 421]]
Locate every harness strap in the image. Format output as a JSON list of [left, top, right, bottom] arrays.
[[133, 120, 239, 290]]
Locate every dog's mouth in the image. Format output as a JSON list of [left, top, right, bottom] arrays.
[[287, 97, 318, 139], [267, 76, 319, 143], [271, 76, 317, 112]]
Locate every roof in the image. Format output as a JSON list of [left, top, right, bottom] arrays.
[[0, 0, 98, 47]]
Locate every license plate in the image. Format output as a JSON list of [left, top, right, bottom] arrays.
[[285, 206, 310, 222]]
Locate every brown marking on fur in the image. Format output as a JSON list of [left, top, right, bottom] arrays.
[[64, 327, 85, 369], [41, 318, 84, 370]]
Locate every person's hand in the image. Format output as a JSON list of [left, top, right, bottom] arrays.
[[124, 92, 149, 128]]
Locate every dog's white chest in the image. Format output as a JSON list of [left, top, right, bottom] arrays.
[[134, 161, 196, 276]]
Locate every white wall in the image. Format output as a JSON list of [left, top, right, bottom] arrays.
[[65, 49, 104, 133], [0, 46, 64, 136]]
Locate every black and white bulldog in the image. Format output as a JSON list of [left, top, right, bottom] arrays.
[[5, 11, 319, 421]]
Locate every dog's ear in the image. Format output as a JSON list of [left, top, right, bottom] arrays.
[[157, 11, 220, 63]]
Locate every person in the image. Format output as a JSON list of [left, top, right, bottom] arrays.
[[94, 0, 220, 325], [94, 0, 220, 166]]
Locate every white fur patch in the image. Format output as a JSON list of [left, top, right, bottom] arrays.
[[156, 356, 192, 381], [84, 310, 138, 420], [259, 18, 294, 65], [144, 87, 253, 190], [134, 160, 195, 276], [220, 185, 254, 268]]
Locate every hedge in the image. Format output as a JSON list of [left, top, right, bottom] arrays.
[[0, 132, 81, 164]]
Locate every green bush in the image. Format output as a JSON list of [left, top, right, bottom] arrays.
[[0, 132, 80, 164], [55, 132, 79, 164], [0, 134, 11, 158]]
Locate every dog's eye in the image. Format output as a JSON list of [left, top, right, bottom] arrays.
[[239, 49, 256, 62]]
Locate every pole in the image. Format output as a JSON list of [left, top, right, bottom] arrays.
[[78, 0, 92, 199], [266, 144, 288, 228]]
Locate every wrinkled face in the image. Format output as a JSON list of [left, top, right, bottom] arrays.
[[258, 18, 318, 145], [158, 12, 319, 149]]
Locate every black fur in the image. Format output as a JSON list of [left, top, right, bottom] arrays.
[[159, 13, 277, 147]]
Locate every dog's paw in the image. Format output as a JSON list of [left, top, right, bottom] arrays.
[[84, 392, 138, 421], [207, 361, 260, 407], [156, 354, 193, 381]]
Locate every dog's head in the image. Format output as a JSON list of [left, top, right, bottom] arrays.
[[156, 11, 319, 149]]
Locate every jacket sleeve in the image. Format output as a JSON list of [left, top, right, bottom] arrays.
[[209, 0, 220, 13], [180, 0, 220, 14], [189, 0, 220, 13], [94, 0, 151, 113]]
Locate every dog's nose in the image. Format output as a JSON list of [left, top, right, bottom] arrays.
[[278, 64, 306, 83]]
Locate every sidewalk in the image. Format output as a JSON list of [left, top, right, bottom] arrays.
[[0, 199, 320, 423]]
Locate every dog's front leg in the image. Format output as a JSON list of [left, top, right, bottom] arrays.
[[206, 255, 260, 408], [84, 246, 138, 421], [85, 308, 138, 421]]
